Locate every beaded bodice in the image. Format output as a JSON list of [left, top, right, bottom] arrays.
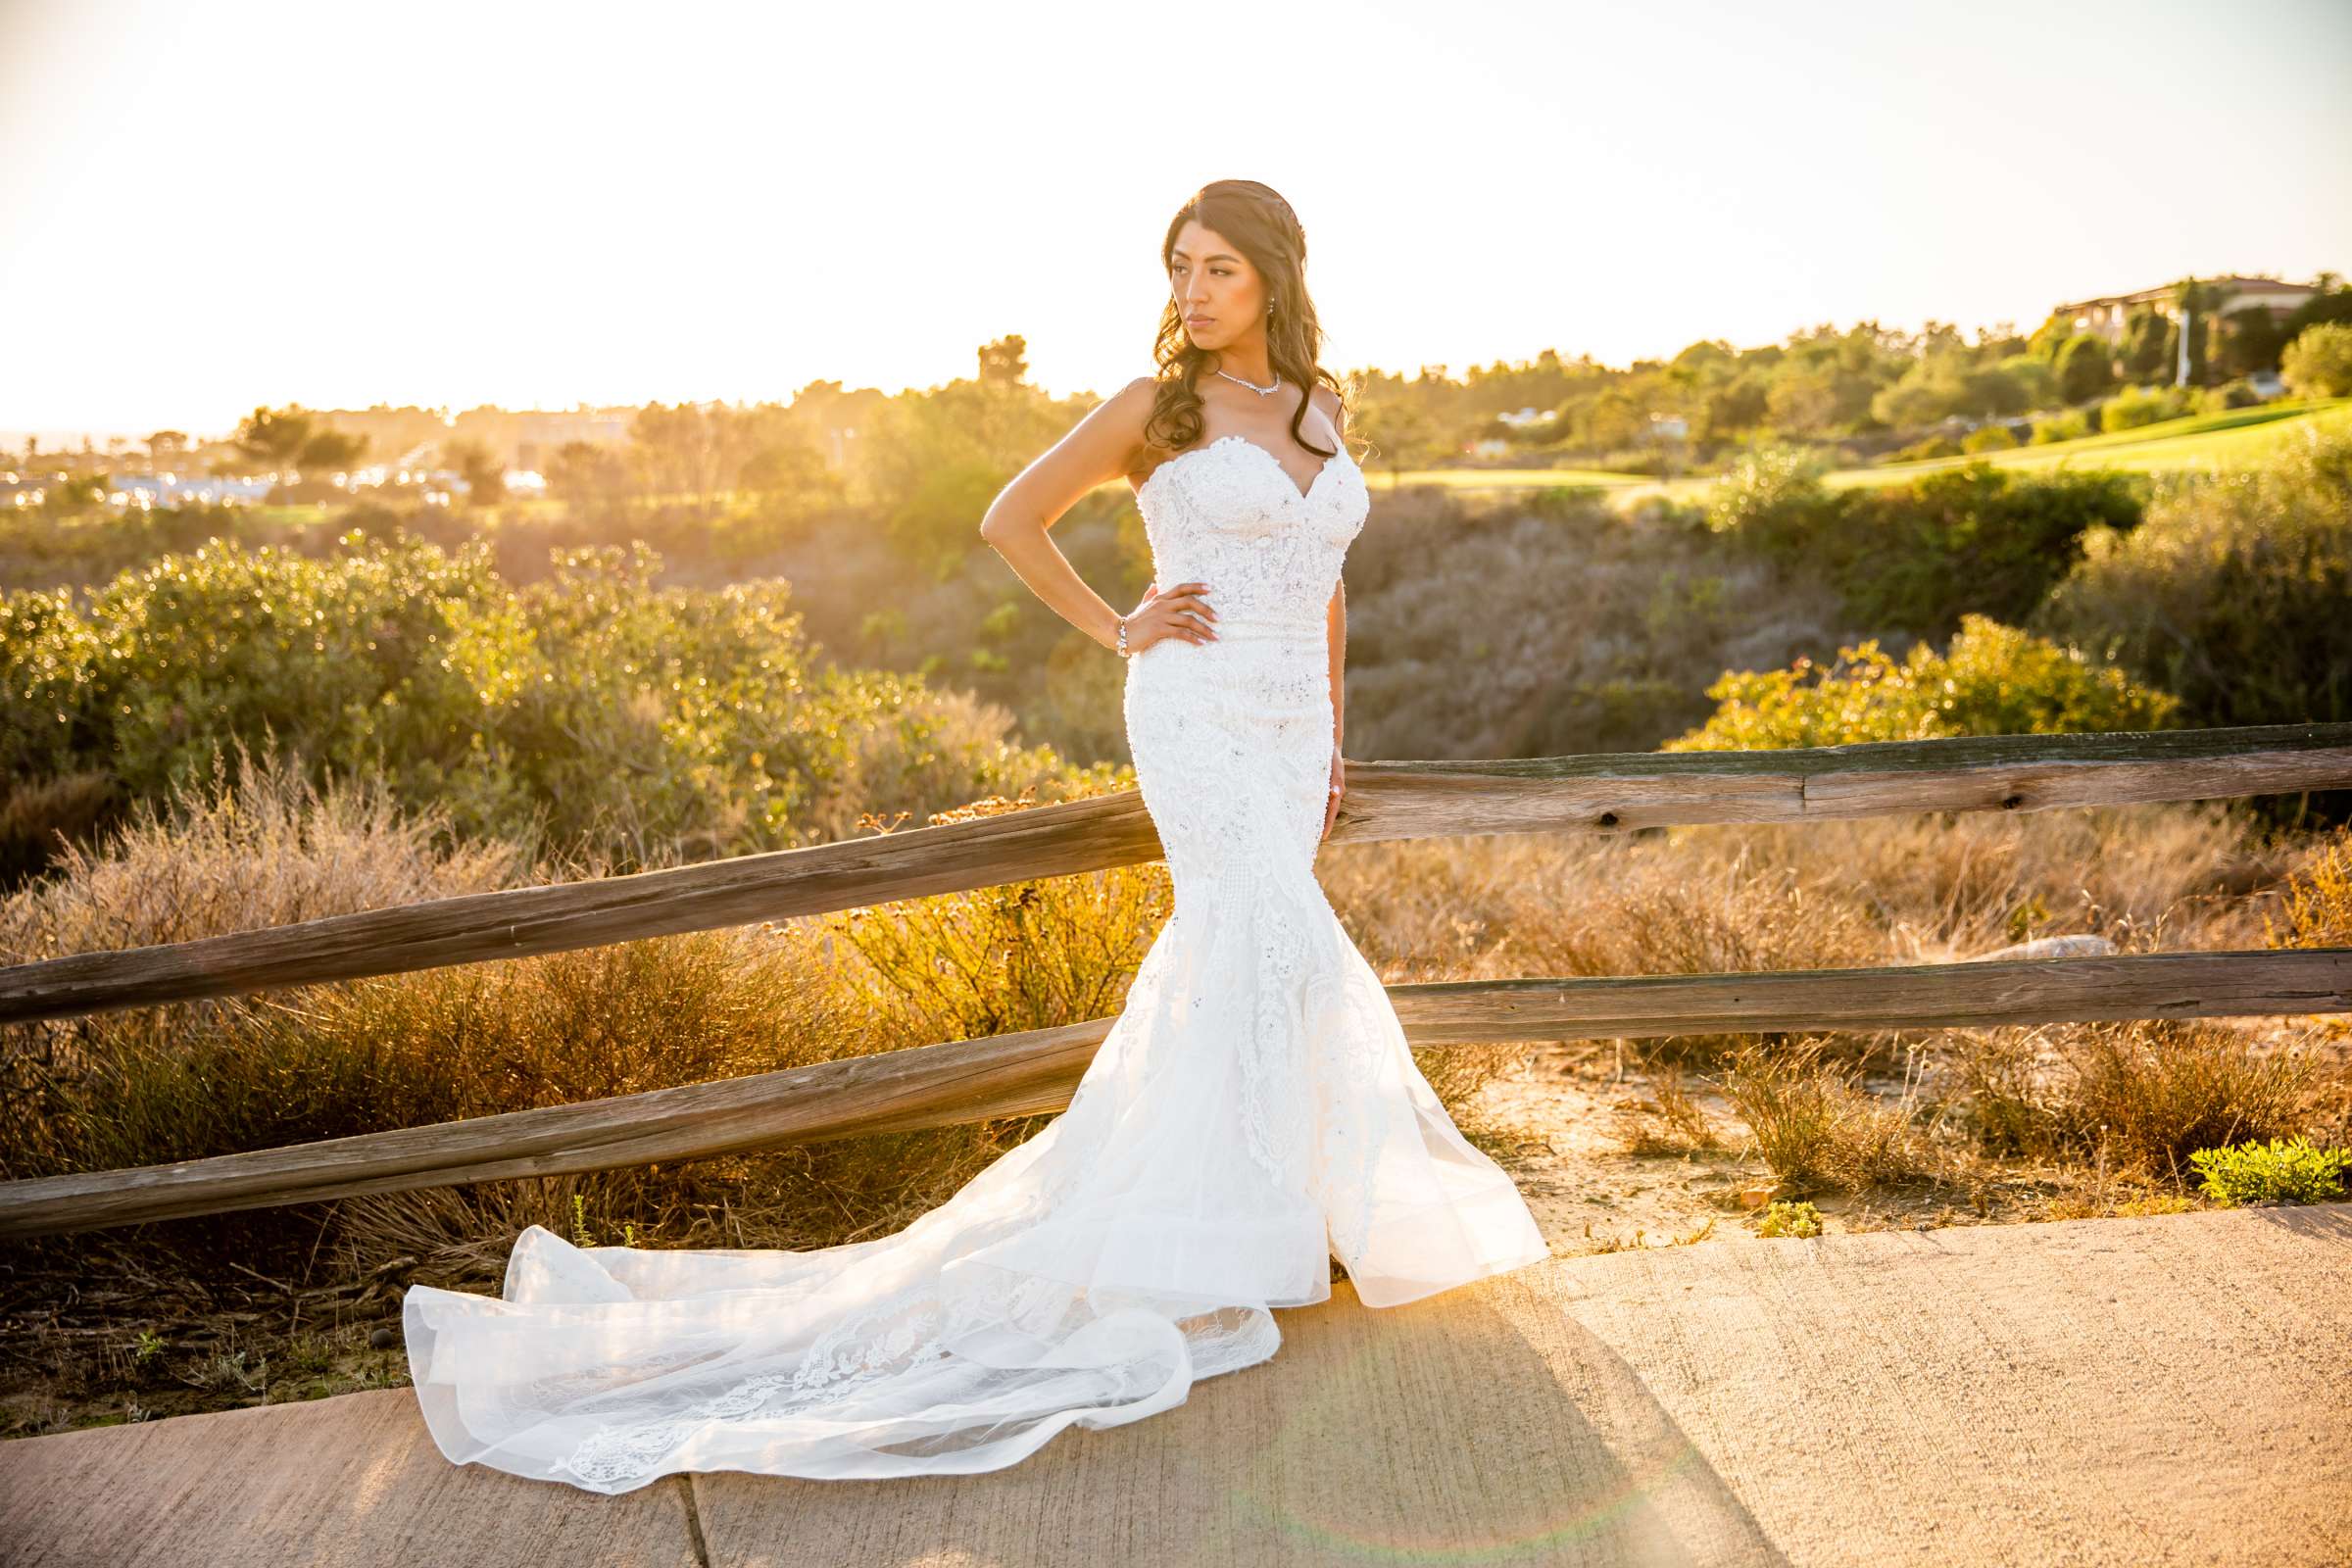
[[1134, 433, 1369, 629]]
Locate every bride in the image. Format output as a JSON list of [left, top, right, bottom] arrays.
[[402, 178, 1550, 1493]]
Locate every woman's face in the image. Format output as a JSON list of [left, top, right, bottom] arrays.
[[1168, 219, 1266, 352]]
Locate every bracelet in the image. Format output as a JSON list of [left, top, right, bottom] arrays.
[[1115, 614, 1129, 658]]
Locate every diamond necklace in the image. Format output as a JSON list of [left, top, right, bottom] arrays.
[[1214, 367, 1282, 397]]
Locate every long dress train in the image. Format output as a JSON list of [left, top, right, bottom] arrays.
[[401, 426, 1551, 1493]]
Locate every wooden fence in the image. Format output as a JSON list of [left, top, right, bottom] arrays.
[[4, 721, 2348, 1240]]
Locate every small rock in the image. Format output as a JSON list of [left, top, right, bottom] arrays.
[[368, 1326, 398, 1350]]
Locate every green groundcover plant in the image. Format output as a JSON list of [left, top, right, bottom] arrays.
[[2187, 1136, 2350, 1206]]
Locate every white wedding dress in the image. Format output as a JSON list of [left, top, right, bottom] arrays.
[[402, 427, 1550, 1493]]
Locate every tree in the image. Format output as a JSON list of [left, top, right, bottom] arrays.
[[2120, 309, 2171, 383], [548, 440, 637, 507], [231, 405, 315, 474], [440, 437, 507, 506], [977, 334, 1029, 387], [2217, 306, 2290, 377], [2056, 334, 2116, 404], [300, 426, 369, 470], [229, 404, 370, 476]]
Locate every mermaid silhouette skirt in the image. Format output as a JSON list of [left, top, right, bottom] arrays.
[[402, 442, 1549, 1492]]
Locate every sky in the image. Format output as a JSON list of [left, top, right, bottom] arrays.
[[3, 0, 2348, 446]]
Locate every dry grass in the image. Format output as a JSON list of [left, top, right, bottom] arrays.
[[3, 733, 2346, 1438], [1616, 1054, 1727, 1155], [1714, 1036, 1948, 1196], [1940, 1017, 2317, 1182]]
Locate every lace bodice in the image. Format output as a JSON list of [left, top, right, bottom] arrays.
[[1134, 433, 1368, 628]]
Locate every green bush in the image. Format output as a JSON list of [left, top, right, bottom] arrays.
[[1668, 612, 2180, 751], [1757, 1200, 1823, 1238], [2188, 1136, 2350, 1205], [2195, 379, 2263, 415], [2099, 384, 2194, 432], [1702, 442, 1830, 535], [0, 528, 1101, 871], [2056, 335, 2116, 403], [1962, 424, 2020, 453], [1713, 458, 2143, 639], [2031, 411, 2091, 444], [2279, 321, 2352, 399], [2035, 420, 2352, 730]]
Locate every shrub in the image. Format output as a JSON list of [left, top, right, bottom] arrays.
[[1702, 442, 1829, 535], [2051, 1018, 2312, 1182], [2035, 420, 2352, 731], [1668, 612, 2179, 752], [0, 751, 1210, 1268], [1710, 458, 2142, 639], [2099, 384, 2193, 432], [1716, 1038, 1936, 1195], [2195, 379, 2263, 415], [1757, 1200, 1823, 1238], [2188, 1136, 2351, 1206], [2056, 335, 2116, 403], [2279, 321, 2352, 398], [2031, 411, 2091, 445], [2263, 824, 2352, 949], [1961, 424, 2020, 453], [815, 788, 1172, 1046], [0, 528, 1100, 872]]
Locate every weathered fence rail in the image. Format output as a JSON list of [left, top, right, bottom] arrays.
[[3, 721, 2348, 1241], [4, 722, 2346, 1027], [4, 947, 2345, 1240]]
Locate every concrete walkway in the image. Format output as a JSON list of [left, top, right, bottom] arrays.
[[4, 1202, 2347, 1567]]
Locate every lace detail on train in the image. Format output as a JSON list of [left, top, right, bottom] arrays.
[[401, 424, 1549, 1493]]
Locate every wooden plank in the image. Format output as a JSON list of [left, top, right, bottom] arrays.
[[3, 722, 2345, 1026], [6, 946, 2344, 1240]]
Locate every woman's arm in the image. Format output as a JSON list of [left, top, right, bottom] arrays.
[[981, 376, 1219, 662], [978, 375, 1157, 653]]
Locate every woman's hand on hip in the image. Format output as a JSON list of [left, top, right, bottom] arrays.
[[1123, 580, 1217, 653]]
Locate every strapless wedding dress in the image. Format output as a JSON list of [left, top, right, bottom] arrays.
[[402, 428, 1549, 1493]]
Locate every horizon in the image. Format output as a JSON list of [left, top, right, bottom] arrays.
[[5, 0, 2348, 444], [0, 270, 2334, 453]]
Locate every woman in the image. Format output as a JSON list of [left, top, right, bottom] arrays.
[[402, 179, 1549, 1493]]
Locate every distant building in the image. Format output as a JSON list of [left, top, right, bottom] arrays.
[[2052, 276, 2321, 344]]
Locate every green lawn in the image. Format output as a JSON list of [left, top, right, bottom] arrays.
[[1364, 397, 2352, 507]]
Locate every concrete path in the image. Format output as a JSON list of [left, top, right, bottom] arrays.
[[4, 1202, 2347, 1567]]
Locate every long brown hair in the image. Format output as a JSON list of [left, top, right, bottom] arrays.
[[1147, 179, 1349, 461]]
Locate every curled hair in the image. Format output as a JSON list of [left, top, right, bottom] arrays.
[[1147, 179, 1349, 461]]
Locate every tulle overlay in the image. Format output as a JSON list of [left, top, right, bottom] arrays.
[[403, 430, 1549, 1493]]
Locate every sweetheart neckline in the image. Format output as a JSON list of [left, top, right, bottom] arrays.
[[1136, 432, 1349, 507]]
